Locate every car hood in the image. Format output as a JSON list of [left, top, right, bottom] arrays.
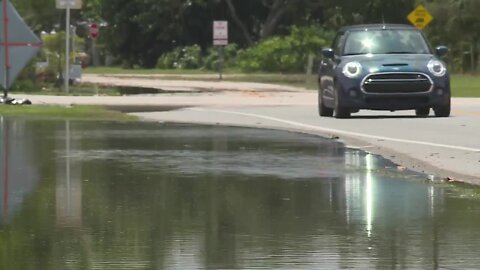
[[342, 54, 438, 73]]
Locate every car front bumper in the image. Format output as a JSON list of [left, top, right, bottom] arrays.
[[337, 73, 450, 110]]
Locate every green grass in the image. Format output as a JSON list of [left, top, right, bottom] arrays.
[[84, 66, 318, 88], [83, 67, 480, 97], [450, 74, 480, 97], [0, 105, 137, 121]]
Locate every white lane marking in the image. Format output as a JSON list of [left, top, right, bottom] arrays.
[[190, 108, 480, 152]]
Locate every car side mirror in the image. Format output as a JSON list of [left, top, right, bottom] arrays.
[[322, 48, 335, 59], [435, 46, 448, 57]]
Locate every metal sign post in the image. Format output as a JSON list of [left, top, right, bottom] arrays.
[[65, 5, 70, 94], [3, 0, 8, 99], [89, 23, 99, 67], [213, 21, 228, 81], [218, 46, 224, 80], [56, 0, 81, 94]]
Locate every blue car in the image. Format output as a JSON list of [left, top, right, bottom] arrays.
[[318, 24, 450, 118]]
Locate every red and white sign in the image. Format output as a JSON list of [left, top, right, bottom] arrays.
[[213, 21, 228, 46], [89, 23, 99, 39]]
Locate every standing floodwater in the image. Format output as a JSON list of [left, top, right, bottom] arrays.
[[0, 119, 480, 269]]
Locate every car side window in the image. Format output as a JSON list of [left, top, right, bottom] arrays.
[[332, 33, 345, 56]]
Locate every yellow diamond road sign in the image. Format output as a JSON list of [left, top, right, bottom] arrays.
[[408, 5, 433, 30]]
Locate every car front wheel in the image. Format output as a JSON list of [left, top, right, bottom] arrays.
[[318, 88, 333, 117], [433, 100, 451, 117], [415, 107, 430, 117], [334, 86, 350, 119]]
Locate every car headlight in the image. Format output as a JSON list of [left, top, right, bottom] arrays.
[[342, 61, 362, 78], [428, 59, 446, 77]]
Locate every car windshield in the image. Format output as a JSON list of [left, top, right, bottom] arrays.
[[343, 29, 431, 55]]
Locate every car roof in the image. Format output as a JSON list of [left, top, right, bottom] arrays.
[[339, 24, 417, 32]]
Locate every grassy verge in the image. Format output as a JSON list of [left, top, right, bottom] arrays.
[[84, 66, 318, 89], [84, 67, 480, 97], [0, 105, 136, 121], [450, 74, 480, 97]]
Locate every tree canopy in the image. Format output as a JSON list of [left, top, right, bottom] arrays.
[[9, 0, 480, 71]]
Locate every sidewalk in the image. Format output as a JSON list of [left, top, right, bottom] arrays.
[[16, 74, 317, 110], [82, 74, 307, 93]]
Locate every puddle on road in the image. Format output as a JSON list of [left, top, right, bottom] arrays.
[[117, 86, 207, 95], [1, 119, 480, 269]]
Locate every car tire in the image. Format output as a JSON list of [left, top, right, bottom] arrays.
[[433, 100, 451, 117], [334, 86, 350, 119], [318, 88, 333, 117], [415, 107, 430, 117]]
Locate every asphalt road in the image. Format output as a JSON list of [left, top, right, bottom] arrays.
[[18, 74, 480, 184], [131, 101, 480, 184]]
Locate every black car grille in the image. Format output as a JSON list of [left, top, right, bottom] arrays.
[[362, 73, 432, 94]]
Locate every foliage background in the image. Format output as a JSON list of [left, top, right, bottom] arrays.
[[8, 0, 480, 74]]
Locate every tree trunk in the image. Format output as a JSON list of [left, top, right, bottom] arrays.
[[260, 0, 291, 39], [470, 42, 475, 74], [225, 0, 254, 46], [476, 40, 480, 74]]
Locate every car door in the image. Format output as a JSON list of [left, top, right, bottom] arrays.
[[320, 32, 345, 106]]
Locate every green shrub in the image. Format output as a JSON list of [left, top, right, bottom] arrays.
[[8, 58, 41, 92], [154, 24, 334, 73], [36, 52, 62, 83], [204, 43, 240, 70], [10, 79, 37, 92], [178, 45, 202, 69], [237, 25, 334, 72], [156, 47, 183, 69], [157, 45, 202, 69]]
